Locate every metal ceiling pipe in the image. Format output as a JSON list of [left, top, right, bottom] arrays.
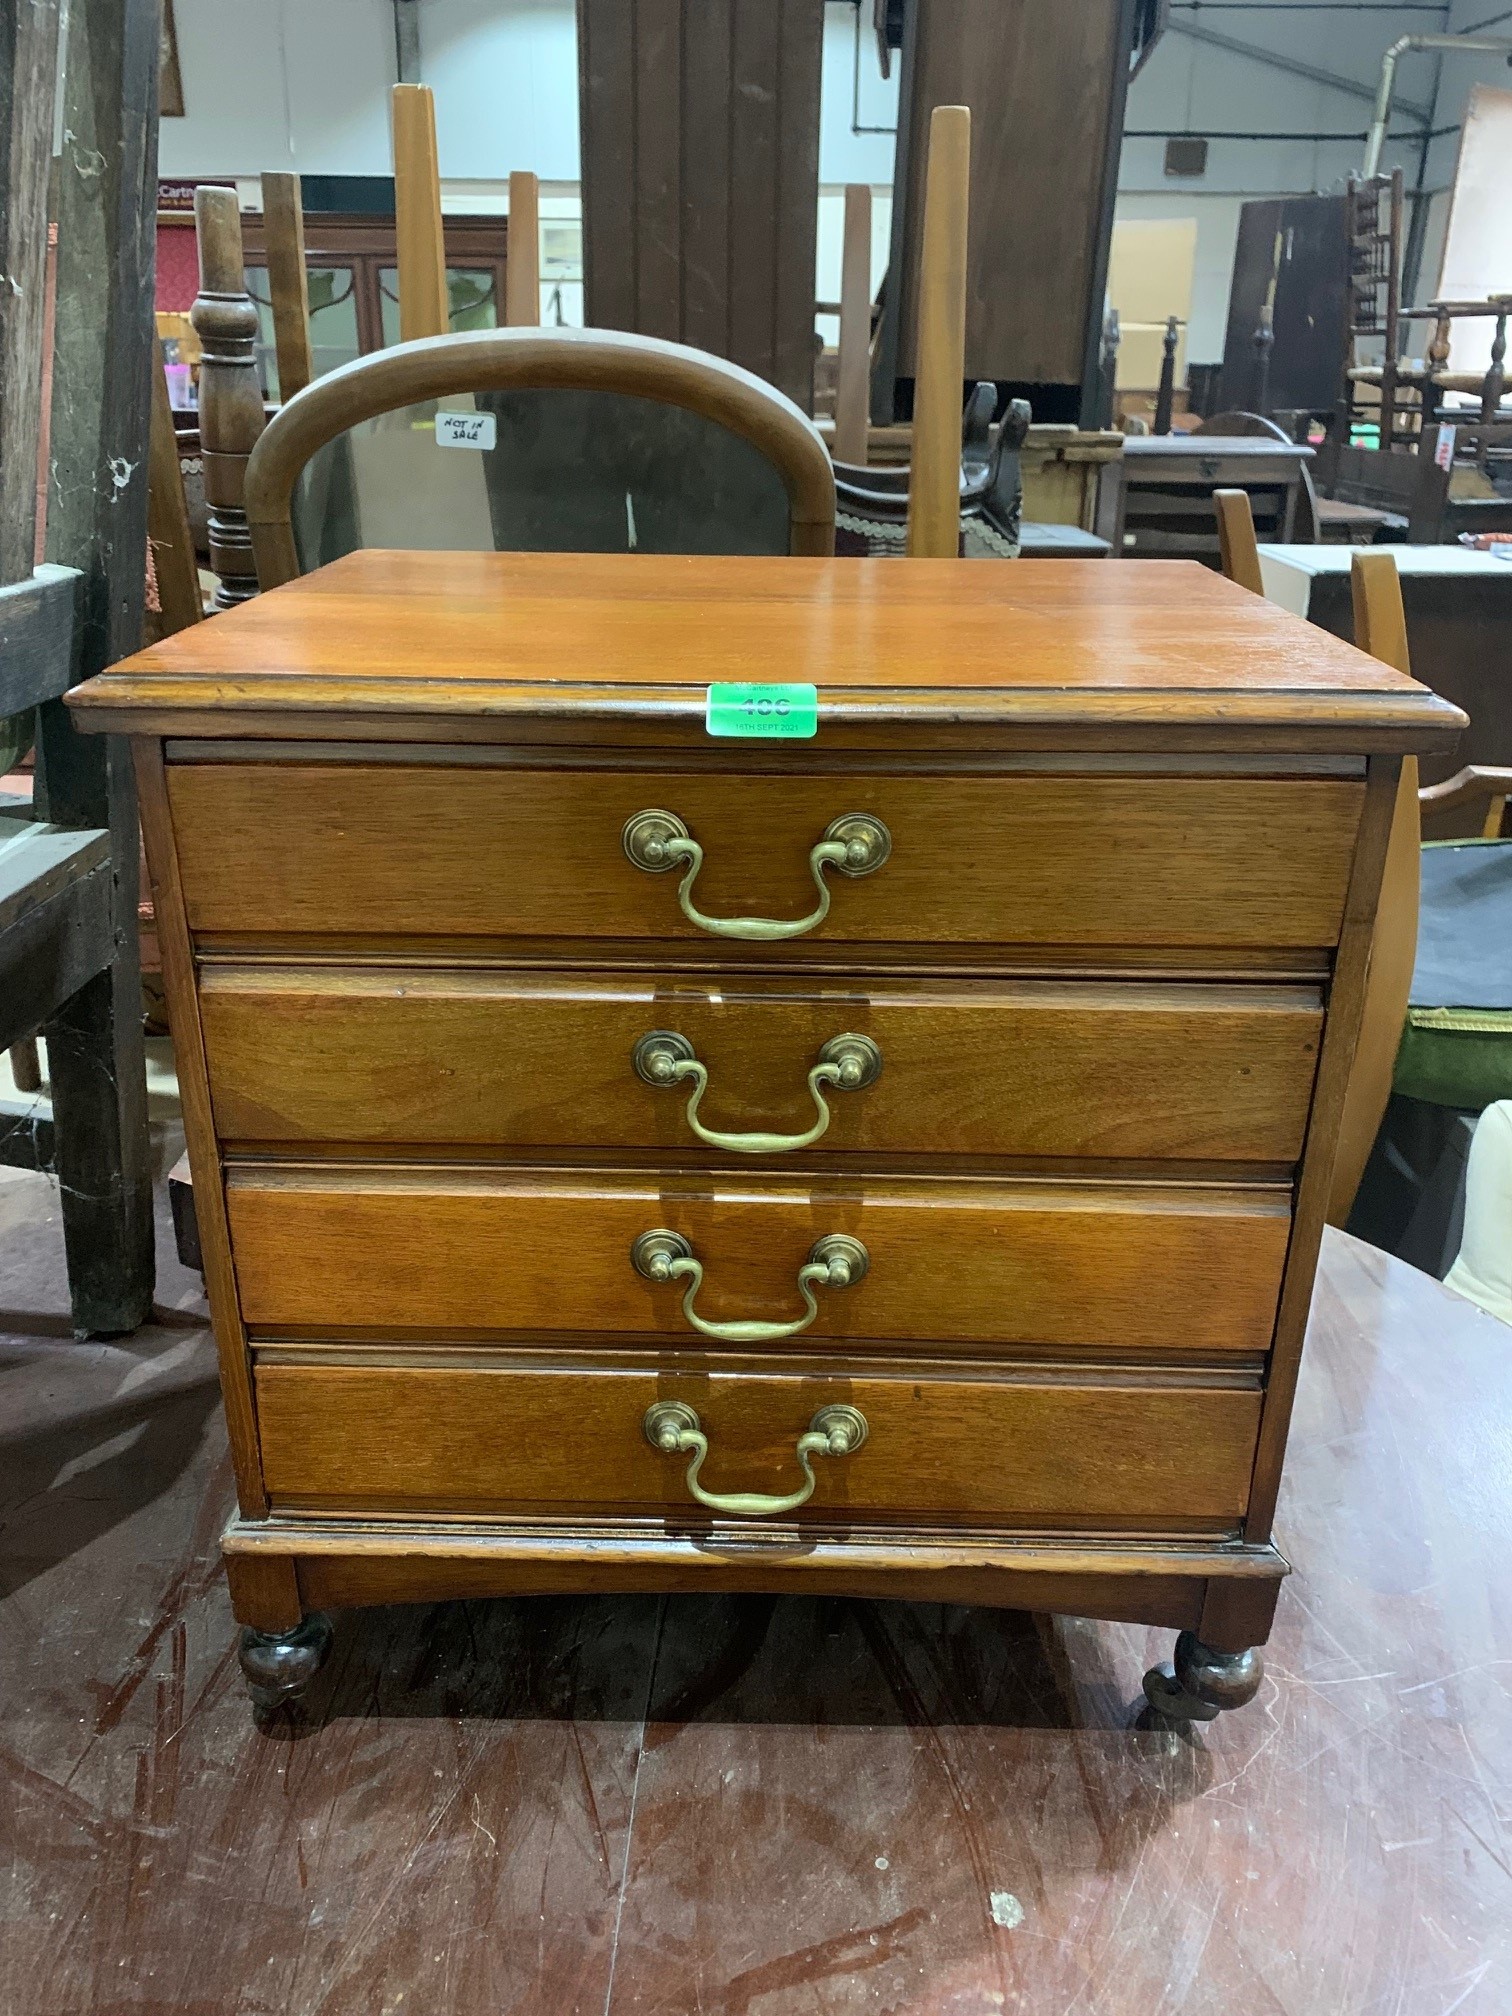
[[1170, 19, 1434, 117], [1364, 32, 1512, 173]]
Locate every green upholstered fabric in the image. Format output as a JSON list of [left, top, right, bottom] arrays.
[[1395, 1009, 1512, 1108], [1394, 837, 1512, 1111]]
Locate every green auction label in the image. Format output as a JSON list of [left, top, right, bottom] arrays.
[[705, 682, 818, 738]]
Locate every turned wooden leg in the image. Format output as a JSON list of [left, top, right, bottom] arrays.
[[238, 1613, 333, 1712], [1142, 1629, 1263, 1727]]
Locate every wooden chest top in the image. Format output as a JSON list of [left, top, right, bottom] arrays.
[[70, 551, 1463, 753]]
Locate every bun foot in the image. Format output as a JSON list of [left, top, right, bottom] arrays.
[[239, 1613, 333, 1712], [1142, 1631, 1263, 1728]]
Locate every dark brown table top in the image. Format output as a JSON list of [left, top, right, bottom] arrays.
[[1123, 434, 1315, 461], [2, 1158, 1507, 2013]]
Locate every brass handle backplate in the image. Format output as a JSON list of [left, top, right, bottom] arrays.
[[632, 1029, 882, 1153], [643, 1398, 868, 1517], [622, 808, 891, 940], [631, 1228, 868, 1342]]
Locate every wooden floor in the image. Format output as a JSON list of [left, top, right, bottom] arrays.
[[2, 1118, 1509, 2013]]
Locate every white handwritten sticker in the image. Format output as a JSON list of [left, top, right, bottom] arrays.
[[435, 410, 497, 452], [1434, 423, 1456, 471]]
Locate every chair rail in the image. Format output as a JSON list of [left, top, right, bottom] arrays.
[[243, 326, 838, 588]]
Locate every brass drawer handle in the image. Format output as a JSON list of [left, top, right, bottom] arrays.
[[631, 1228, 868, 1342], [622, 808, 891, 940], [644, 1399, 868, 1517], [633, 1030, 882, 1154]]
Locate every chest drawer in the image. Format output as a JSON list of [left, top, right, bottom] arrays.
[[201, 967, 1323, 1162], [168, 762, 1362, 951], [252, 1358, 1260, 1532], [226, 1167, 1289, 1357]]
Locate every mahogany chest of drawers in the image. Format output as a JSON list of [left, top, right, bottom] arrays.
[[71, 550, 1461, 1724]]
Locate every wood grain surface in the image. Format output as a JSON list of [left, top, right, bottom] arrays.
[[391, 84, 449, 343], [577, 0, 825, 410], [259, 170, 314, 400], [891, 0, 1127, 389], [225, 1165, 1289, 1354], [78, 547, 1453, 699], [274, 1534, 1242, 1636], [199, 965, 1323, 1161], [134, 743, 267, 1514], [253, 1358, 1260, 1526], [168, 763, 1364, 948], [906, 105, 971, 560], [832, 182, 872, 466]]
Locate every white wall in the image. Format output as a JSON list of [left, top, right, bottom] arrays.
[[1115, 5, 1462, 362], [158, 0, 582, 180], [418, 0, 581, 181], [159, 0, 1512, 366], [158, 0, 397, 177], [161, 0, 890, 188], [817, 0, 897, 186], [815, 3, 897, 335]]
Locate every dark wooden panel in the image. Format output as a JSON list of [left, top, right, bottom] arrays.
[[225, 1166, 1290, 1354], [1220, 193, 1350, 414], [578, 0, 823, 409], [31, 0, 159, 1337], [1220, 198, 1282, 414], [632, 0, 681, 343], [727, 0, 782, 384], [0, 0, 63, 582], [0, 566, 80, 715], [0, 838, 112, 1052], [678, 0, 731, 359], [255, 1358, 1261, 1527], [890, 0, 1129, 401], [574, 0, 635, 333], [772, 0, 826, 407]]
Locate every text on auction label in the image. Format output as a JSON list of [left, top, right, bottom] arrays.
[[705, 682, 818, 738]]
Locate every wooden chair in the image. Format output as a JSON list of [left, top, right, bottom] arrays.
[[1195, 411, 1320, 543], [243, 327, 836, 586], [1216, 503, 1511, 1224], [392, 84, 448, 343], [832, 109, 1034, 561], [190, 187, 266, 608], [504, 171, 540, 329], [146, 346, 206, 640], [259, 171, 314, 402], [833, 386, 1031, 557], [906, 105, 970, 559], [1214, 488, 1264, 594], [392, 85, 540, 335], [833, 183, 874, 468], [1340, 170, 1409, 450], [1333, 554, 1512, 1223]]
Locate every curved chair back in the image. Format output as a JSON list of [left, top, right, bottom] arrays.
[[1214, 488, 1264, 595], [1197, 410, 1320, 542], [244, 326, 837, 589]]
